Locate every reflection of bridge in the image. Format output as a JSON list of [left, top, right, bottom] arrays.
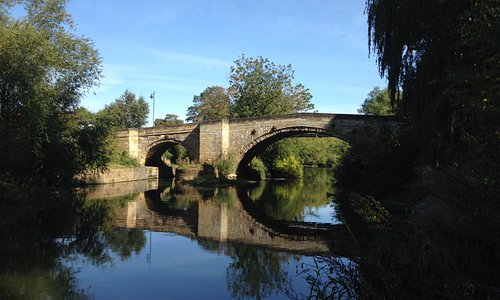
[[116, 113, 397, 176], [102, 184, 355, 256]]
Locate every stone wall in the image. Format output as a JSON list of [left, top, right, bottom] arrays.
[[80, 167, 158, 184], [83, 179, 158, 200]]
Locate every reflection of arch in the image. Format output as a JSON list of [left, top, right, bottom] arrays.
[[236, 126, 348, 174]]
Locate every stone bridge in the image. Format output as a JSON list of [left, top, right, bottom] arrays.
[[116, 113, 397, 176]]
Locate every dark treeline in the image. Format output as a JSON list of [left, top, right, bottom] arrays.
[[326, 1, 500, 299]]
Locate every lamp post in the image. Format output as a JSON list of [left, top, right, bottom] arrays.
[[150, 91, 155, 126]]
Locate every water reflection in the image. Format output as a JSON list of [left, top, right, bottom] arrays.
[[248, 168, 338, 223], [0, 168, 354, 299], [0, 191, 112, 299], [110, 180, 344, 255]]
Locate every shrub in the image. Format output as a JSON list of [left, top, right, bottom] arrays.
[[109, 150, 140, 168], [272, 154, 303, 178], [242, 157, 267, 181], [215, 152, 237, 178]]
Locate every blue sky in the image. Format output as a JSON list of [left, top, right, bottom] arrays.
[[67, 0, 386, 125]]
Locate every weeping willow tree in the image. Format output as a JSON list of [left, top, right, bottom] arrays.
[[367, 0, 499, 165]]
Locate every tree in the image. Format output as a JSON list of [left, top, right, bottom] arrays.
[[0, 0, 103, 185], [154, 114, 183, 126], [229, 55, 314, 118], [98, 90, 149, 130], [358, 87, 393, 116], [367, 0, 500, 163], [186, 86, 230, 122]]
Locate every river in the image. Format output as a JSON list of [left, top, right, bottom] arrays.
[[1, 168, 356, 299]]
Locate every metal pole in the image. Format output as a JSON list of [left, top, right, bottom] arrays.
[[150, 91, 155, 126]]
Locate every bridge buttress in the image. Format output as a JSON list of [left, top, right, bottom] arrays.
[[199, 119, 230, 163], [128, 129, 139, 159]]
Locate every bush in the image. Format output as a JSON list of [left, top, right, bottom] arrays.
[[241, 157, 267, 181], [162, 144, 190, 164], [215, 152, 237, 178], [272, 154, 303, 178], [109, 150, 140, 168]]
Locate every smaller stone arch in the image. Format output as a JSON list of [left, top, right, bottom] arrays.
[[145, 138, 184, 178], [235, 126, 349, 175]]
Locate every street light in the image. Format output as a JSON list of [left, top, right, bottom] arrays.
[[150, 91, 155, 126]]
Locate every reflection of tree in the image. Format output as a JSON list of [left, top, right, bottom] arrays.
[[104, 228, 146, 261], [225, 242, 296, 299], [213, 187, 237, 208], [251, 168, 334, 221], [0, 191, 112, 299], [0, 189, 148, 299]]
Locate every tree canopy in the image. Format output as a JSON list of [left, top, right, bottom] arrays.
[[98, 90, 149, 130], [358, 87, 393, 116], [229, 55, 314, 118], [0, 0, 103, 185], [154, 114, 183, 126], [186, 86, 230, 122], [367, 0, 500, 163], [187, 55, 314, 122]]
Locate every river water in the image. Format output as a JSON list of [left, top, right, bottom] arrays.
[[1, 168, 355, 299]]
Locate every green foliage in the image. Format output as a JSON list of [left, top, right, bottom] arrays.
[[243, 157, 267, 181], [229, 55, 314, 118], [215, 152, 237, 178], [272, 154, 303, 179], [98, 90, 149, 130], [154, 114, 183, 126], [348, 193, 390, 226], [292, 257, 358, 300], [0, 0, 103, 186], [187, 56, 314, 122], [108, 149, 140, 168], [357, 87, 393, 116], [331, 4, 500, 292], [367, 0, 500, 164], [258, 137, 348, 178], [162, 144, 190, 166], [187, 86, 230, 122]]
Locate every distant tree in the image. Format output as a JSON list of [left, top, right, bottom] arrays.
[[154, 114, 183, 126], [358, 87, 393, 116], [98, 90, 149, 129], [187, 86, 230, 122], [229, 55, 314, 118]]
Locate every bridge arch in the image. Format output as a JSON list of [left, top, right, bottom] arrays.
[[145, 138, 185, 177], [235, 126, 349, 175]]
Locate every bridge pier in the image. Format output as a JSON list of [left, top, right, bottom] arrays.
[[199, 119, 230, 164]]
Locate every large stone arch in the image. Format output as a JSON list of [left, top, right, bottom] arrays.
[[235, 126, 349, 175]]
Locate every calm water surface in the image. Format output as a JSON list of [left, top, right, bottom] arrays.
[[2, 168, 353, 299]]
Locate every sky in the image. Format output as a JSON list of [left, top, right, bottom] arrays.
[[66, 0, 386, 125]]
